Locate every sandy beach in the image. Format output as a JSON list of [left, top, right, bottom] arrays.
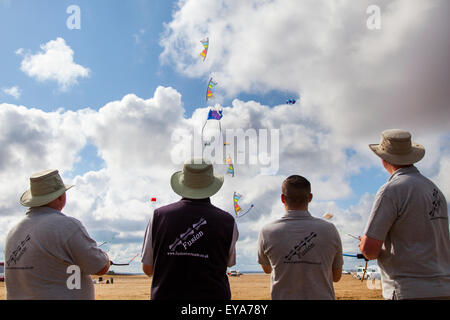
[[0, 274, 382, 300]]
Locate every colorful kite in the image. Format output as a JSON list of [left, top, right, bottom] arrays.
[[233, 192, 254, 218], [226, 156, 234, 177], [207, 108, 223, 120], [199, 37, 209, 61], [202, 107, 223, 148], [206, 77, 218, 101]]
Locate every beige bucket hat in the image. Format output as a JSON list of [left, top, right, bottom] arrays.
[[171, 159, 224, 199], [20, 169, 74, 207], [369, 129, 425, 165]]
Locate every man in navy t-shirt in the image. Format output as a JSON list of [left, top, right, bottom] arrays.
[[141, 159, 239, 300]]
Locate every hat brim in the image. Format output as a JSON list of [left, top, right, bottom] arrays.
[[170, 172, 224, 199], [20, 184, 74, 207], [369, 143, 425, 165]]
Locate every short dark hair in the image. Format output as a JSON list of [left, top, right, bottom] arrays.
[[282, 175, 311, 208]]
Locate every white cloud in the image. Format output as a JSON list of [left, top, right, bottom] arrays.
[[18, 37, 90, 91], [160, 0, 450, 139], [2, 86, 21, 99]]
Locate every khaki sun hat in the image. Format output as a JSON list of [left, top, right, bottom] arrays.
[[170, 159, 224, 199], [369, 129, 425, 165], [20, 169, 74, 207]]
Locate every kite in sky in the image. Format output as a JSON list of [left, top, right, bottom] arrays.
[[286, 99, 296, 105], [233, 192, 254, 218], [202, 107, 223, 148], [206, 77, 218, 101], [322, 212, 333, 220], [207, 108, 223, 120], [226, 156, 234, 177], [199, 37, 209, 61]]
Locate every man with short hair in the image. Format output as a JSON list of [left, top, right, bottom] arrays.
[[141, 159, 239, 300], [4, 169, 110, 300], [360, 129, 450, 300], [258, 175, 343, 300]]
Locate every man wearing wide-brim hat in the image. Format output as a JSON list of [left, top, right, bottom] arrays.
[[141, 159, 239, 300], [4, 169, 110, 300], [359, 129, 450, 300]]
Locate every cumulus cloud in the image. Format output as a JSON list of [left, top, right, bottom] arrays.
[[160, 0, 450, 140], [17, 37, 90, 91], [1, 86, 21, 99]]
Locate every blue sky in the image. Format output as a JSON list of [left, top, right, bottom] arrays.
[[0, 0, 449, 275]]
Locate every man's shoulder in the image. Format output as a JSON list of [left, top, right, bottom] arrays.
[[37, 209, 85, 235], [155, 200, 235, 222]]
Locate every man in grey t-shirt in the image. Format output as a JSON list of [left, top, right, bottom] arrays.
[[360, 129, 450, 300], [4, 169, 110, 300], [258, 175, 343, 300]]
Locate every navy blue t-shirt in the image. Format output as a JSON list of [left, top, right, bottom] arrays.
[[148, 198, 235, 300]]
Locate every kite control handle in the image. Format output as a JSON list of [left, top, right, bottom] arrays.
[[356, 254, 369, 261]]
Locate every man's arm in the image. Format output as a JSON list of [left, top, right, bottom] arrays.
[[332, 267, 342, 282], [142, 264, 154, 277], [359, 235, 383, 260], [261, 265, 272, 274], [95, 260, 110, 276]]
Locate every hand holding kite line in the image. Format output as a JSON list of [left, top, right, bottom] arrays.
[[110, 253, 140, 266]]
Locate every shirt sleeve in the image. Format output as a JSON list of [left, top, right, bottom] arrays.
[[227, 221, 239, 267], [364, 186, 398, 241], [66, 224, 109, 275], [141, 215, 154, 266], [257, 228, 270, 266]]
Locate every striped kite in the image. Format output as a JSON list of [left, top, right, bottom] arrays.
[[233, 192, 254, 218], [206, 77, 218, 101], [199, 37, 209, 61], [226, 156, 234, 177]]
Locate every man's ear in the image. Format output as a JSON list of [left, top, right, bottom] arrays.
[[308, 193, 313, 203], [281, 194, 286, 204]]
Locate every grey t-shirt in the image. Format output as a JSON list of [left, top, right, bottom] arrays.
[[258, 210, 343, 300], [4, 207, 109, 300], [364, 166, 450, 299]]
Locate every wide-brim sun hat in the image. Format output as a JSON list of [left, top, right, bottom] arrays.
[[20, 169, 74, 207], [369, 129, 425, 165], [171, 159, 224, 199]]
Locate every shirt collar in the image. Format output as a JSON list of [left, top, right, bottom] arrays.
[[181, 197, 211, 205], [389, 165, 419, 182], [26, 206, 63, 215], [283, 210, 312, 219]]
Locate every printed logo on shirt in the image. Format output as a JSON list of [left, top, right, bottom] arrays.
[[167, 218, 209, 259], [429, 189, 447, 221], [284, 232, 321, 265], [6, 234, 31, 268]]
